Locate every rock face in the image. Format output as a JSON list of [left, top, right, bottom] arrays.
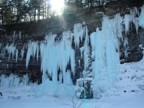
[[0, 2, 144, 86], [121, 25, 144, 63], [139, 28, 144, 46]]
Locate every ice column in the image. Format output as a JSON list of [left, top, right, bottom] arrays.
[[91, 16, 120, 98]]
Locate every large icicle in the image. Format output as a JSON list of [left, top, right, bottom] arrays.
[[60, 31, 75, 83], [91, 16, 120, 98], [40, 34, 57, 82], [83, 26, 90, 78], [40, 31, 75, 84], [90, 28, 106, 98], [113, 14, 123, 41], [26, 41, 39, 68], [74, 23, 84, 48]]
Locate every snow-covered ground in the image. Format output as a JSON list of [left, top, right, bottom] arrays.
[[0, 58, 144, 108], [0, 92, 144, 108]]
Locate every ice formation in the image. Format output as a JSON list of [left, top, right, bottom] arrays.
[[130, 8, 139, 34], [25, 8, 141, 97], [113, 14, 123, 41], [19, 31, 22, 40], [74, 23, 84, 48], [0, 43, 2, 49], [91, 16, 120, 98], [15, 49, 18, 62], [0, 5, 140, 97], [138, 5, 144, 28], [0, 74, 29, 88], [40, 32, 75, 83], [83, 26, 90, 77], [20, 48, 25, 59], [26, 41, 39, 68], [124, 14, 132, 35], [5, 43, 17, 60], [124, 7, 140, 35]]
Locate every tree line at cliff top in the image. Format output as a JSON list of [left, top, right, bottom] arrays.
[[0, 0, 141, 25]]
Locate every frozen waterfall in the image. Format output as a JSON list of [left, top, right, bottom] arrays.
[[1, 5, 143, 98]]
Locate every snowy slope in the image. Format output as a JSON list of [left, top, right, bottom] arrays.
[[117, 58, 144, 94]]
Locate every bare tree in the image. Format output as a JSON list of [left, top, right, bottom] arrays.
[[64, 87, 84, 108]]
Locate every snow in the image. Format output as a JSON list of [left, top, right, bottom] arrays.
[[0, 94, 144, 108], [1, 59, 144, 108], [116, 58, 144, 94]]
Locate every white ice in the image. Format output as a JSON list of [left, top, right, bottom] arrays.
[[138, 5, 144, 28]]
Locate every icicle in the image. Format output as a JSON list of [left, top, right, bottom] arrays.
[[130, 8, 139, 34], [83, 26, 90, 73], [90, 30, 97, 60], [74, 23, 84, 48], [19, 31, 21, 39], [0, 74, 22, 88], [13, 31, 16, 39], [113, 14, 123, 40], [36, 43, 39, 61], [20, 48, 25, 59], [40, 42, 49, 82], [26, 42, 33, 68], [130, 7, 137, 18], [5, 43, 16, 60], [80, 47, 84, 58], [133, 17, 139, 34], [0, 43, 2, 49], [15, 49, 18, 62], [124, 14, 132, 35], [26, 41, 39, 68], [70, 49, 75, 74], [138, 5, 144, 28], [60, 31, 75, 83]]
